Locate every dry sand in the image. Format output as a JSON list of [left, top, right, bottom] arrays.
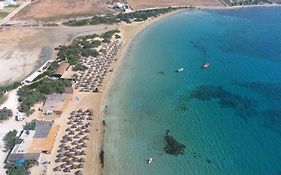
[[82, 10, 186, 175], [0, 26, 112, 85], [14, 0, 113, 20], [28, 10, 185, 175]]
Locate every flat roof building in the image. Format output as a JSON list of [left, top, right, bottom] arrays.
[[42, 93, 69, 115], [7, 120, 59, 163], [54, 62, 70, 77]]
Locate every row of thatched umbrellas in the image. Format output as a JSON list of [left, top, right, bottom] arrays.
[[53, 109, 94, 174], [74, 40, 122, 92]]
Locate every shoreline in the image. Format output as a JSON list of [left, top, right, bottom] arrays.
[[79, 5, 281, 173], [85, 10, 185, 175], [196, 4, 281, 9]]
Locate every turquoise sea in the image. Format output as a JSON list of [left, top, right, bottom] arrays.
[[103, 7, 281, 175]]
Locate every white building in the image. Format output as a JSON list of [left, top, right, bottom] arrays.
[[0, 0, 17, 10], [5, 0, 17, 6], [0, 1, 5, 10]]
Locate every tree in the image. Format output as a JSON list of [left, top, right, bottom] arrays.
[[0, 107, 13, 120], [23, 120, 36, 131], [3, 130, 22, 152]]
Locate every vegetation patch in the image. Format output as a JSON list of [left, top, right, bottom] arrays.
[[0, 107, 13, 121], [17, 78, 71, 115], [23, 120, 36, 131], [63, 7, 183, 26], [0, 82, 21, 104], [0, 12, 8, 19], [3, 130, 22, 152], [5, 160, 35, 175], [164, 130, 186, 156]]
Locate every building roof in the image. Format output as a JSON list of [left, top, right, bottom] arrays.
[[42, 93, 68, 113], [64, 87, 73, 94], [7, 153, 40, 162], [7, 120, 59, 162], [55, 62, 70, 76], [28, 123, 59, 153], [34, 120, 53, 138]]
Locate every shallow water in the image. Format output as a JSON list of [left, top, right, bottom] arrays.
[[103, 7, 281, 175]]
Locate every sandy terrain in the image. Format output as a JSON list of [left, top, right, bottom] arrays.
[[127, 0, 224, 9], [14, 0, 113, 20], [0, 26, 112, 85], [0, 96, 41, 175]]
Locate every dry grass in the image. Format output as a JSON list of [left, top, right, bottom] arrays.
[[127, 0, 224, 9], [15, 0, 114, 20]]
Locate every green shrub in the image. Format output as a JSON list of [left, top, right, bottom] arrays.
[[3, 130, 22, 152], [0, 107, 13, 121], [23, 120, 36, 131]]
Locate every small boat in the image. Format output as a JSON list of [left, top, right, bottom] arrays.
[[202, 63, 209, 69], [176, 68, 184, 72], [147, 157, 153, 164]]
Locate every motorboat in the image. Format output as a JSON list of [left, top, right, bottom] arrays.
[[176, 68, 184, 72], [202, 63, 209, 68], [148, 157, 153, 164]]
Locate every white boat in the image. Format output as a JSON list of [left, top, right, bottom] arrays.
[[202, 63, 209, 69], [176, 68, 184, 72], [148, 157, 153, 164]]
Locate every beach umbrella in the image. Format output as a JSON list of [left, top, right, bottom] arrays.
[[76, 145, 82, 149], [77, 163, 84, 168], [83, 136, 89, 140], [71, 124, 78, 128], [63, 168, 71, 173], [56, 153, 63, 158], [55, 157, 62, 163], [75, 170, 83, 175], [53, 166, 62, 172], [60, 164, 67, 168], [74, 134, 80, 138]]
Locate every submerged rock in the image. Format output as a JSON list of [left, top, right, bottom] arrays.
[[164, 130, 186, 156]]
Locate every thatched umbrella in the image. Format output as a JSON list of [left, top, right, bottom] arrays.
[[53, 166, 62, 172], [66, 161, 72, 165], [77, 163, 84, 168], [83, 136, 89, 140], [78, 109, 83, 113], [75, 170, 83, 175], [56, 153, 64, 158], [63, 168, 71, 173], [69, 131, 75, 135], [55, 157, 62, 163], [77, 121, 84, 125], [76, 145, 82, 149], [60, 163, 67, 168], [76, 126, 83, 131], [87, 117, 92, 121], [74, 134, 80, 139], [59, 143, 65, 148]]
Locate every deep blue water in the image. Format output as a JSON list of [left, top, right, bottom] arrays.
[[103, 7, 281, 175]]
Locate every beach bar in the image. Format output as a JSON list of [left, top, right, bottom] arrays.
[[6, 121, 59, 163]]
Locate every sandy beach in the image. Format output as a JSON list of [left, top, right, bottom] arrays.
[[0, 26, 111, 85], [1, 4, 280, 174], [81, 10, 186, 175]]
